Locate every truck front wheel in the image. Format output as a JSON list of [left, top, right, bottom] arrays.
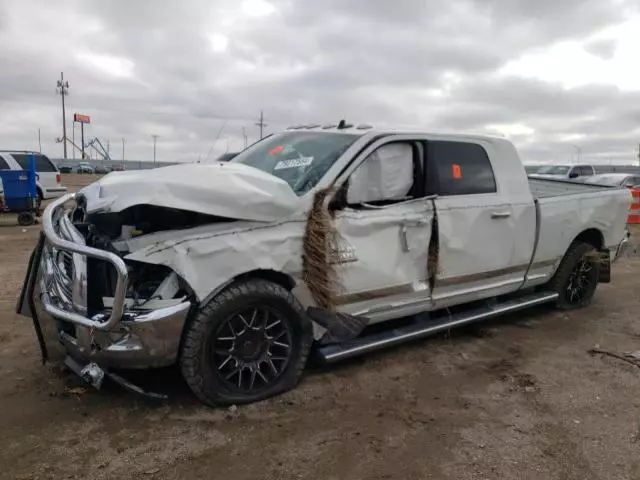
[[180, 279, 313, 406], [548, 241, 600, 310]]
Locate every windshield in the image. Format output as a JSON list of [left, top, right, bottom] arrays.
[[536, 165, 570, 175], [231, 131, 359, 195]]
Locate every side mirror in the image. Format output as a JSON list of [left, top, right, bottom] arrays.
[[346, 143, 414, 205], [568, 171, 579, 179]]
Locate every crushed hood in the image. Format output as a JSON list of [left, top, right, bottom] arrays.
[[78, 162, 301, 222]]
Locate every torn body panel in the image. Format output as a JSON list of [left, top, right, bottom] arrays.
[[124, 197, 435, 332]]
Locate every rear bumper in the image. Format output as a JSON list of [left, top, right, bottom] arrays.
[[16, 194, 191, 369], [613, 233, 634, 263]]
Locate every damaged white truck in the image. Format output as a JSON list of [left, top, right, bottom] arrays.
[[17, 125, 632, 406]]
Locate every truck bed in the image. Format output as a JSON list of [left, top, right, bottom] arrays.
[[528, 177, 618, 199], [527, 176, 631, 284]]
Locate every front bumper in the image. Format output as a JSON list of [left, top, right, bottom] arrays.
[[16, 193, 191, 369]]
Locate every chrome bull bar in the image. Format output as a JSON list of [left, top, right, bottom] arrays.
[[41, 193, 129, 331]]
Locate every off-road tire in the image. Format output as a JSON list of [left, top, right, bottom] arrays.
[[180, 279, 313, 407], [548, 241, 600, 310]]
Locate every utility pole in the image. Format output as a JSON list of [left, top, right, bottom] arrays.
[[255, 110, 267, 140], [38, 129, 42, 153], [152, 134, 158, 167], [80, 121, 85, 159], [570, 144, 581, 163], [122, 138, 125, 169], [637, 143, 640, 167], [242, 127, 248, 149], [56, 72, 69, 159]]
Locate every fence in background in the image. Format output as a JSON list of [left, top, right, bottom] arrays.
[[50, 158, 178, 171]]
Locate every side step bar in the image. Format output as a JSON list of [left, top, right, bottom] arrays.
[[316, 291, 559, 363]]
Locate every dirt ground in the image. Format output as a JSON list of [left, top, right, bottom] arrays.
[[2, 174, 640, 479]]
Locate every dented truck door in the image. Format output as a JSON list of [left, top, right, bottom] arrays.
[[425, 139, 535, 308], [328, 139, 435, 323]]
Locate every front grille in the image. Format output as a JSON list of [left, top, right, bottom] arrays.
[[61, 250, 73, 279], [44, 212, 87, 313]]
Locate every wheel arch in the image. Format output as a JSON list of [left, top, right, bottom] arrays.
[[198, 268, 297, 308], [178, 268, 299, 362], [572, 228, 605, 250]]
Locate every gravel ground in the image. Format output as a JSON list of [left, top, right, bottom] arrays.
[[1, 174, 640, 480]]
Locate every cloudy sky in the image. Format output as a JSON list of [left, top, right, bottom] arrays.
[[1, 0, 639, 164]]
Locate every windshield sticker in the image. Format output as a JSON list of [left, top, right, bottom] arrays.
[[274, 156, 314, 170], [269, 145, 285, 156]]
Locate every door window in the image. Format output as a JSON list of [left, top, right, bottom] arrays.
[[427, 141, 497, 195], [347, 142, 417, 206], [578, 166, 594, 176]]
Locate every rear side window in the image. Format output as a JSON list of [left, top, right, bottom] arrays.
[[625, 176, 640, 187], [12, 153, 57, 172], [428, 141, 497, 196], [0, 156, 10, 170], [579, 166, 594, 176]]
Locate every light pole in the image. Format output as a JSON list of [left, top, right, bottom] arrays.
[[152, 134, 158, 167], [571, 144, 581, 163], [56, 72, 70, 159]]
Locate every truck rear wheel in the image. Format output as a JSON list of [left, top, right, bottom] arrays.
[[548, 241, 600, 310], [180, 279, 313, 406]]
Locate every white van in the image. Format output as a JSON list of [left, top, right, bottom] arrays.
[[0, 151, 67, 201]]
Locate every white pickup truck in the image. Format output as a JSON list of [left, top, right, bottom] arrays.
[[17, 125, 632, 406]]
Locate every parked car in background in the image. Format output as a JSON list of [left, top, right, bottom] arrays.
[[0, 150, 67, 201], [530, 164, 595, 180], [76, 162, 94, 174], [94, 165, 112, 174], [524, 164, 544, 175], [58, 164, 74, 174], [111, 165, 125, 171], [585, 173, 640, 188]]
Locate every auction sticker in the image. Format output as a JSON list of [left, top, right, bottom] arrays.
[[274, 156, 314, 170]]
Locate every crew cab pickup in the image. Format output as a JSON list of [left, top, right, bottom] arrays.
[[530, 163, 596, 180], [17, 126, 632, 406]]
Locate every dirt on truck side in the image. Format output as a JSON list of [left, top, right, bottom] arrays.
[[2, 174, 640, 480]]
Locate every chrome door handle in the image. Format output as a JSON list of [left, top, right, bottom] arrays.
[[491, 211, 511, 219]]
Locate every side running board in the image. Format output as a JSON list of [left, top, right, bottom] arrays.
[[316, 291, 559, 363]]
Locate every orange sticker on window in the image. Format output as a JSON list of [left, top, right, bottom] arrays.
[[269, 145, 285, 156], [452, 163, 462, 179]]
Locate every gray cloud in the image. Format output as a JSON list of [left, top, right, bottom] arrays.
[[0, 0, 638, 164], [583, 38, 619, 60]]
